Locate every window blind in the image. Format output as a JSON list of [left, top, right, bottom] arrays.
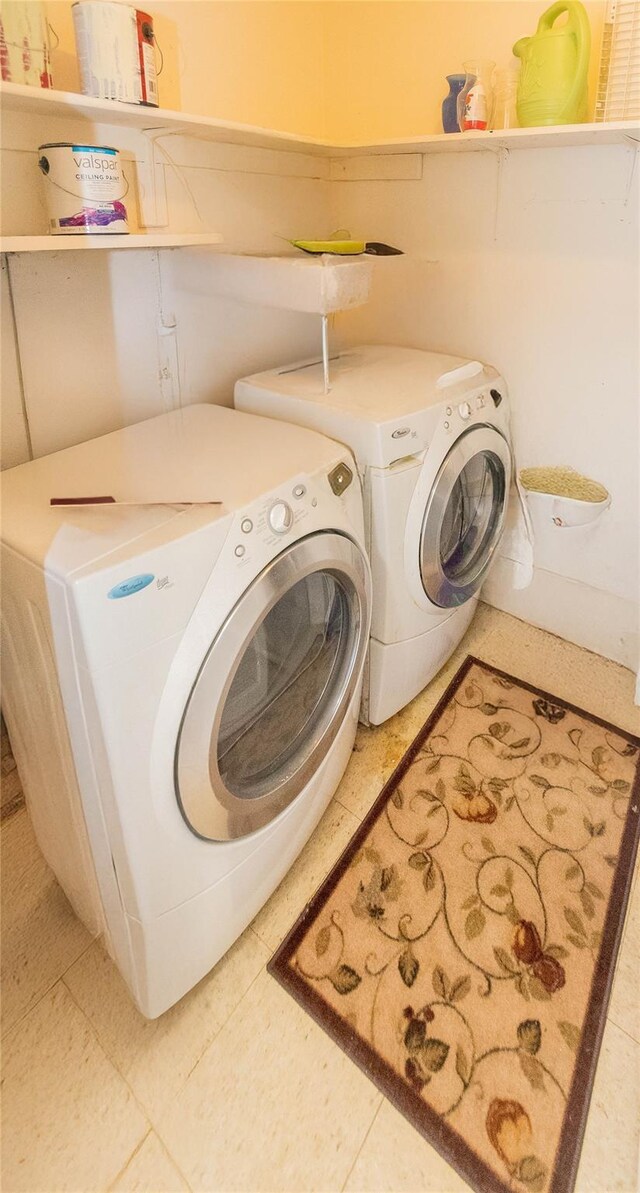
[[595, 0, 640, 121]]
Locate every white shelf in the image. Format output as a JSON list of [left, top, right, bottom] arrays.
[[0, 81, 333, 156], [170, 252, 374, 314], [0, 232, 223, 253], [1, 81, 638, 157], [344, 120, 640, 156]]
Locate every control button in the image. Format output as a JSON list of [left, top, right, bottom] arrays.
[[328, 463, 353, 496], [293, 484, 306, 499], [444, 421, 450, 430], [241, 518, 253, 534], [490, 388, 503, 407], [268, 501, 294, 534], [476, 395, 486, 409], [458, 401, 471, 420], [446, 406, 452, 416], [234, 545, 245, 558]]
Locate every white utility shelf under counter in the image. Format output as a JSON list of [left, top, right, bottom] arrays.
[[0, 233, 223, 253], [169, 252, 375, 314], [1, 81, 638, 157]]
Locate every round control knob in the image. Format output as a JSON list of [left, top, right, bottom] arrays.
[[268, 501, 293, 534], [458, 401, 471, 420]]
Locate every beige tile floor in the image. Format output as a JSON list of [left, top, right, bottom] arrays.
[[2, 604, 639, 1193]]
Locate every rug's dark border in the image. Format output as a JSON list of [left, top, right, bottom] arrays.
[[268, 654, 640, 1193]]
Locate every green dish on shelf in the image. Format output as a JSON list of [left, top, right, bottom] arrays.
[[292, 239, 366, 255]]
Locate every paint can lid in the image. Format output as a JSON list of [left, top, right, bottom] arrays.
[[38, 143, 119, 153]]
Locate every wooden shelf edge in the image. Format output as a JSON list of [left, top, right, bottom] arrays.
[[338, 120, 640, 156], [0, 80, 334, 156], [1, 82, 638, 158], [0, 233, 224, 253]]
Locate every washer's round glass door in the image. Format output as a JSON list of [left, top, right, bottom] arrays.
[[175, 532, 370, 841], [420, 426, 511, 608]]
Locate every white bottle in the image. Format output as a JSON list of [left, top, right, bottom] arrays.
[[463, 79, 488, 130]]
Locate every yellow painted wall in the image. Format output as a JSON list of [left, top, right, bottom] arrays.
[[151, 1, 327, 135], [43, 0, 605, 141], [45, 0, 329, 138], [324, 1, 606, 140]]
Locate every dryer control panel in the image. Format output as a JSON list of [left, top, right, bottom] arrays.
[[440, 386, 505, 437], [381, 375, 507, 471]]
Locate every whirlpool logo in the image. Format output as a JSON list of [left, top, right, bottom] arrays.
[[107, 574, 155, 600]]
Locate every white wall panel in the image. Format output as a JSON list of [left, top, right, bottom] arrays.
[[1, 108, 333, 458], [8, 250, 161, 457], [333, 143, 639, 668]]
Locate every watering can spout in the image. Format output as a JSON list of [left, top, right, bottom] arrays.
[[513, 36, 530, 59], [513, 0, 590, 126]]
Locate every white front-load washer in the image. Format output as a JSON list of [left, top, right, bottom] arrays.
[[0, 404, 371, 1017], [235, 345, 512, 725]]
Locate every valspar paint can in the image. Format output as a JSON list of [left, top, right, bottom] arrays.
[[38, 143, 129, 235], [0, 1, 53, 88], [136, 10, 158, 106], [73, 1, 143, 104]]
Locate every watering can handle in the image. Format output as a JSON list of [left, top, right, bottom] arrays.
[[536, 1, 591, 122]]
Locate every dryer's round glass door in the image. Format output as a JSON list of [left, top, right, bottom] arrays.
[[420, 426, 511, 608], [175, 532, 370, 842]]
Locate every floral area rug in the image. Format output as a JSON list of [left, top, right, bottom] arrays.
[[269, 657, 640, 1193]]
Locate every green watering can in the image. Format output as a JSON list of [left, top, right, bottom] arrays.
[[513, 1, 591, 126]]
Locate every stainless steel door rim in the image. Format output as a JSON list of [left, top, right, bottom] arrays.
[[420, 425, 511, 608], [175, 531, 370, 842]]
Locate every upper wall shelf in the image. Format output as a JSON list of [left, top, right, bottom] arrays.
[[0, 80, 332, 156], [355, 121, 640, 156], [1, 81, 639, 158], [0, 233, 223, 253]]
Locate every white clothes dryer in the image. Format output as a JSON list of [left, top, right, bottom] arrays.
[[1, 405, 371, 1017], [235, 346, 512, 725]]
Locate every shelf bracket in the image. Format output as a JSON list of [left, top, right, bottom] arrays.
[[137, 130, 171, 229], [321, 315, 330, 393], [493, 147, 509, 243], [155, 251, 181, 411], [624, 144, 638, 210]]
